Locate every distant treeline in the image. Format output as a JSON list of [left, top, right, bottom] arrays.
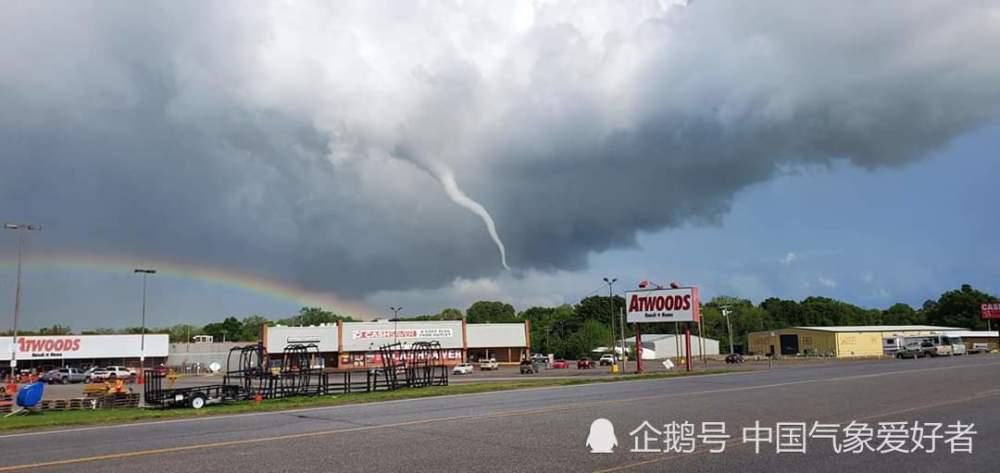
[[5, 284, 995, 359]]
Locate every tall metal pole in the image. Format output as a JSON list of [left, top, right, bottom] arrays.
[[4, 223, 39, 382], [722, 307, 735, 354], [618, 307, 627, 374], [390, 306, 402, 343], [602, 278, 617, 371], [134, 268, 156, 382]]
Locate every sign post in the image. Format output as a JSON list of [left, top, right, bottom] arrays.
[[626, 286, 701, 372], [635, 323, 642, 374]]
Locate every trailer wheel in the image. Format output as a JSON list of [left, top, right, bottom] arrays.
[[190, 393, 206, 409]]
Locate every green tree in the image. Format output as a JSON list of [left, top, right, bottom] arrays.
[[438, 308, 464, 320], [239, 315, 271, 341], [277, 307, 355, 326], [167, 324, 201, 343], [37, 324, 72, 335], [202, 316, 243, 342], [466, 301, 516, 323], [565, 319, 611, 359], [410, 308, 465, 321], [882, 303, 923, 325], [925, 284, 997, 330], [80, 327, 116, 335]]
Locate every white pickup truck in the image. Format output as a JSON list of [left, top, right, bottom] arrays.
[[478, 358, 499, 370], [91, 365, 136, 382]]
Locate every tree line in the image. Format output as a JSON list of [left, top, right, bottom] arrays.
[[5, 284, 995, 358]]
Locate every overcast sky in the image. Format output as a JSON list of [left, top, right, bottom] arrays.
[[1, 1, 999, 329]]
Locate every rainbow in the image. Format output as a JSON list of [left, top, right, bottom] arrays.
[[0, 252, 374, 318]]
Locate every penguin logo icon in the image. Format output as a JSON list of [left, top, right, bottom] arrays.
[[586, 418, 618, 453]]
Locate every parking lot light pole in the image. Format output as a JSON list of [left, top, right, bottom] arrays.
[[721, 307, 735, 354], [390, 306, 402, 344], [134, 269, 156, 382], [4, 223, 40, 382], [602, 278, 617, 372]]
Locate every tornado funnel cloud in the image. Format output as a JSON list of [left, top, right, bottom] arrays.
[[434, 165, 510, 271], [391, 148, 510, 270]]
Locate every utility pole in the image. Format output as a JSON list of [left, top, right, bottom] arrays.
[[390, 306, 402, 343], [134, 268, 156, 382], [722, 307, 735, 354], [602, 278, 617, 371], [618, 307, 627, 374], [4, 223, 40, 382]]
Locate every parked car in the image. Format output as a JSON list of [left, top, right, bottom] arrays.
[[969, 343, 989, 354], [896, 341, 931, 359], [519, 360, 539, 374], [577, 358, 594, 369], [91, 366, 136, 381], [725, 353, 745, 364], [86, 367, 107, 382], [43, 367, 87, 384], [452, 363, 475, 375], [598, 354, 617, 366], [550, 359, 569, 369], [478, 358, 499, 371]]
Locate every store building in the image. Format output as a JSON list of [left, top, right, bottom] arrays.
[[262, 320, 529, 368], [625, 334, 720, 360], [0, 334, 170, 372], [466, 323, 529, 362], [747, 325, 963, 357]]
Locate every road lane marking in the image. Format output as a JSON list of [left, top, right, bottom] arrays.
[[2, 359, 998, 472]]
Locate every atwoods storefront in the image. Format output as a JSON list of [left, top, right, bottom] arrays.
[[0, 334, 170, 372], [263, 320, 530, 369]]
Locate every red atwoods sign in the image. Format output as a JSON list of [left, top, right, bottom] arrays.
[[629, 293, 693, 312], [982, 303, 1000, 320], [625, 287, 700, 323], [17, 337, 82, 353]]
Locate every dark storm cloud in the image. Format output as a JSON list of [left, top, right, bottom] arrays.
[[1, 1, 998, 299]]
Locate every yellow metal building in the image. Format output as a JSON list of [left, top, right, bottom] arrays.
[[747, 325, 963, 358]]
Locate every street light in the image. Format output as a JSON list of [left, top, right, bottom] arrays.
[[602, 277, 617, 372], [4, 223, 40, 381], [390, 306, 402, 343], [134, 268, 156, 379], [721, 307, 735, 354]]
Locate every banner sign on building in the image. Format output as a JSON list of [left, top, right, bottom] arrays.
[[0, 335, 169, 361], [982, 303, 1000, 320], [626, 287, 700, 323], [351, 328, 454, 340]]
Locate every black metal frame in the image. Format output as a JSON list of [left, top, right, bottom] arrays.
[[374, 341, 448, 391], [146, 339, 448, 408], [143, 370, 240, 408]]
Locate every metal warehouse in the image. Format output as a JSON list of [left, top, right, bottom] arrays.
[[747, 325, 964, 357], [626, 334, 720, 359], [262, 320, 530, 368]]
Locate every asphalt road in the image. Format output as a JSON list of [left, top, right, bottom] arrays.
[[2, 355, 998, 473]]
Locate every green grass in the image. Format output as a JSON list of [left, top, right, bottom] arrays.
[[0, 368, 734, 432]]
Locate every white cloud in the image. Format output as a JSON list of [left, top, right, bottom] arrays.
[[818, 277, 838, 288], [780, 252, 797, 266]]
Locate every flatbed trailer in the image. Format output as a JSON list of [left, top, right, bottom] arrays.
[[143, 370, 242, 409]]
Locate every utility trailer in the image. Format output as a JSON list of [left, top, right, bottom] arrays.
[[143, 370, 241, 409]]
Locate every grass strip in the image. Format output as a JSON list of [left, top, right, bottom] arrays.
[[0, 368, 734, 432]]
